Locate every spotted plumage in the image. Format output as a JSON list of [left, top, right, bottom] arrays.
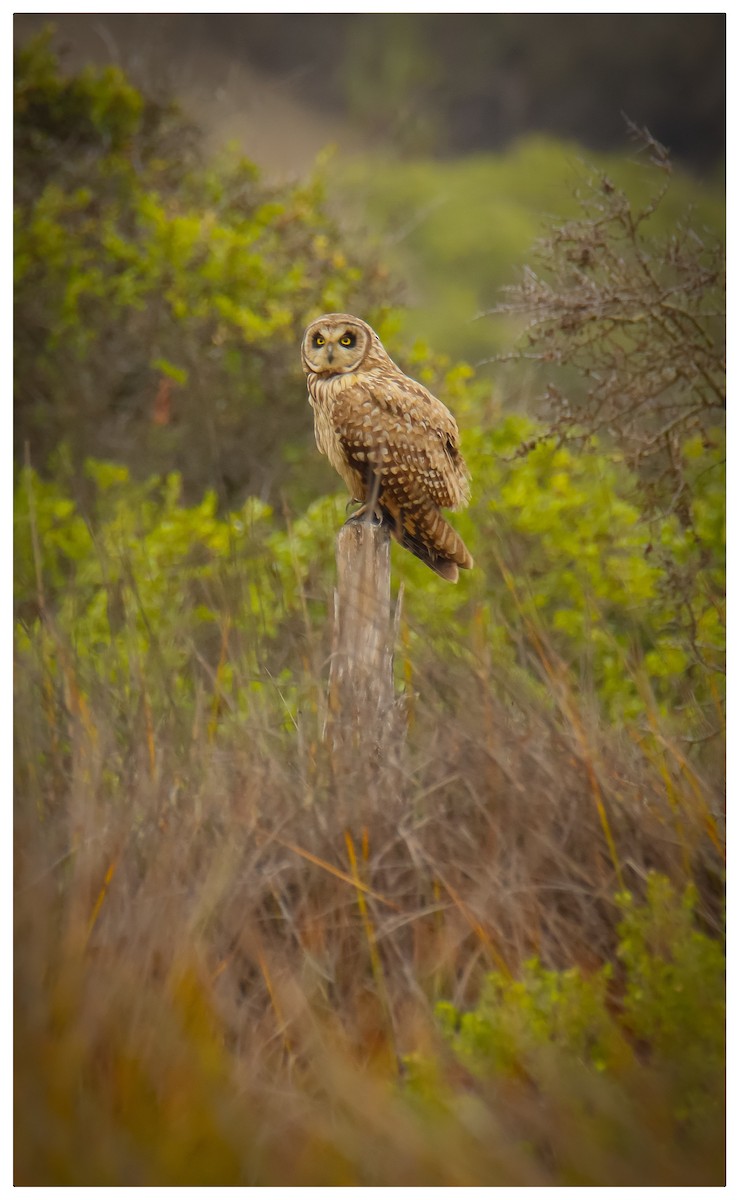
[[301, 313, 473, 582]]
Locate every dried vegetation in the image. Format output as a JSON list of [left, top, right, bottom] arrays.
[[14, 42, 724, 1187]]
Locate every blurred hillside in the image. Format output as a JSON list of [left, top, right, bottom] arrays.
[[13, 14, 725, 176], [334, 138, 725, 363], [12, 13, 364, 177], [14, 16, 725, 369]]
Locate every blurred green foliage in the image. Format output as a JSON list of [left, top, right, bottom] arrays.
[[425, 873, 723, 1174], [14, 31, 395, 504], [15, 457, 320, 741], [438, 873, 724, 1088], [335, 138, 725, 364], [617, 875, 725, 1122], [15, 403, 724, 735]]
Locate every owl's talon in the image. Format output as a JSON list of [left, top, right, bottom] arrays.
[[344, 502, 383, 527]]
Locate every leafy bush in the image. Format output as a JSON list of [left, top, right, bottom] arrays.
[[14, 31, 395, 503], [14, 457, 341, 763], [392, 875, 725, 1186], [14, 398, 724, 740], [435, 873, 724, 1127]]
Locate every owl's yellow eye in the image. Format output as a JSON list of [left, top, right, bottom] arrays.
[[340, 334, 356, 347], [314, 334, 326, 347]]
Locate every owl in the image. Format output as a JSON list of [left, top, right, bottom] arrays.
[[301, 313, 473, 582]]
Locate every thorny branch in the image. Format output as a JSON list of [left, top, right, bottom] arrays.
[[483, 129, 725, 517]]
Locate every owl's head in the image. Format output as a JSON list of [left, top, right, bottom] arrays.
[[301, 313, 387, 375]]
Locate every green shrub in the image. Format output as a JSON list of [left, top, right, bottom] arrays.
[[428, 873, 724, 1176], [617, 874, 725, 1123], [14, 31, 394, 503], [14, 403, 724, 742]]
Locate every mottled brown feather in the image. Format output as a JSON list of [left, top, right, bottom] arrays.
[[301, 314, 473, 581]]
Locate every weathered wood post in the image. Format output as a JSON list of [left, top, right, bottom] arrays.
[[328, 519, 395, 766]]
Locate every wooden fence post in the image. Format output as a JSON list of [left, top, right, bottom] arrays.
[[328, 519, 396, 762]]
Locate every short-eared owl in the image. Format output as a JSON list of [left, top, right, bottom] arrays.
[[301, 313, 473, 582]]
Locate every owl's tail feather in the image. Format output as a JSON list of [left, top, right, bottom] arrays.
[[427, 556, 463, 584], [382, 501, 474, 583]]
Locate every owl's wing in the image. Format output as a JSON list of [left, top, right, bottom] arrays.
[[331, 376, 471, 511]]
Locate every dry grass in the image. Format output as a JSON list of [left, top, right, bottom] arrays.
[[14, 575, 724, 1185]]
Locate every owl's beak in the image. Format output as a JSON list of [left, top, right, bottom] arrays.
[[326, 345, 334, 364]]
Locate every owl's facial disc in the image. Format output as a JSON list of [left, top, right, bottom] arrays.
[[302, 314, 371, 375]]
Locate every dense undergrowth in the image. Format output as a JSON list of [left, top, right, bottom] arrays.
[[14, 35, 725, 1185]]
